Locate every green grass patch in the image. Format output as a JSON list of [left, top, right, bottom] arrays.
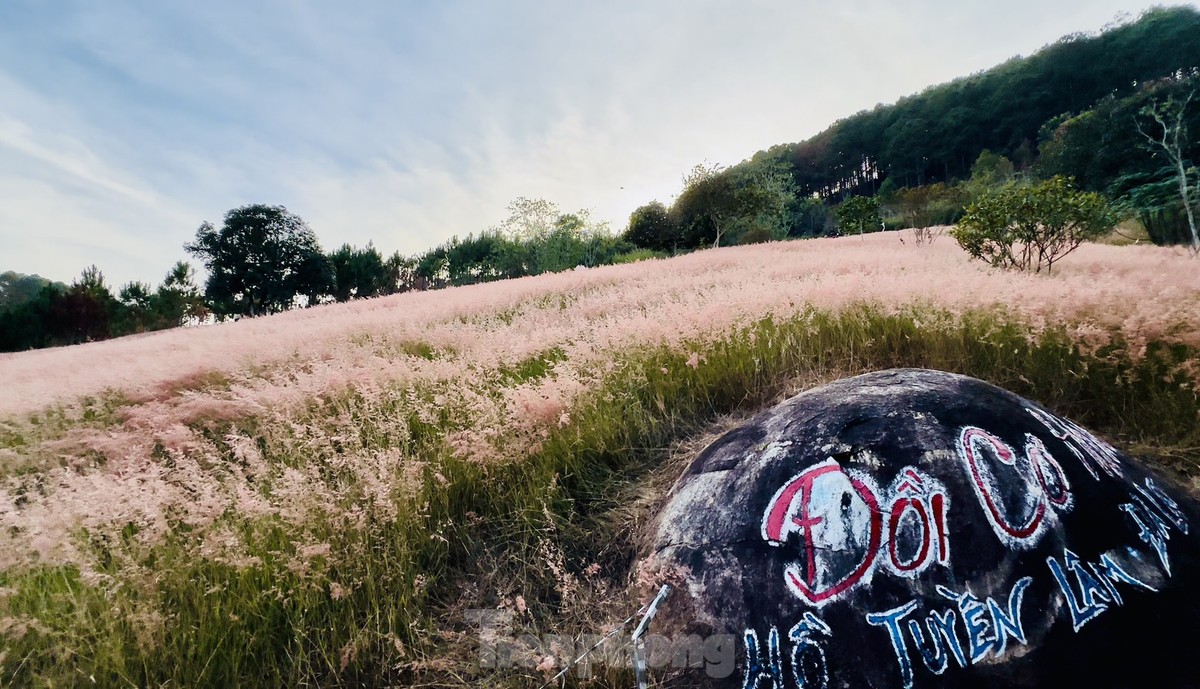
[[611, 249, 666, 264], [497, 346, 567, 387]]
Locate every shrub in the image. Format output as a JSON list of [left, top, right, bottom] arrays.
[[952, 177, 1119, 273]]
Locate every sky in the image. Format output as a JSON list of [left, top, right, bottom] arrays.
[[0, 1, 1191, 287]]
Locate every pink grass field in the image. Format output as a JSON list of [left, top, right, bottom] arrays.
[[3, 232, 1199, 419], [1, 232, 1199, 570]]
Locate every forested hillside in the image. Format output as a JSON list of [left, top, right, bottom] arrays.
[[761, 5, 1200, 196], [625, 6, 1200, 250]]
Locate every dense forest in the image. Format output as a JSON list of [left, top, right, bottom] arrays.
[[764, 5, 1200, 196], [3, 6, 1198, 352]]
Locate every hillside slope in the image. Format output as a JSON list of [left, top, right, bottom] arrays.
[[2, 235, 1200, 686]]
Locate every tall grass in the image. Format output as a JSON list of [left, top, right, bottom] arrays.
[[2, 302, 1197, 687]]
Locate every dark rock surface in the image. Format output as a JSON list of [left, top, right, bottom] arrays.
[[646, 368, 1200, 688]]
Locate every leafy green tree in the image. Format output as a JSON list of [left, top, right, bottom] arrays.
[[729, 161, 794, 242], [531, 213, 590, 273], [116, 281, 155, 334], [1033, 90, 1169, 193], [952, 176, 1118, 273], [623, 202, 677, 251], [495, 197, 561, 240], [492, 198, 613, 273], [329, 243, 391, 300], [443, 233, 518, 285], [385, 252, 418, 293], [1111, 171, 1194, 245], [581, 232, 635, 266], [888, 183, 967, 241], [414, 246, 449, 289], [152, 261, 208, 327], [672, 162, 793, 248], [785, 196, 835, 238], [186, 204, 333, 318], [0, 283, 63, 351], [51, 266, 119, 344], [670, 163, 724, 247], [835, 196, 883, 235], [489, 234, 533, 279], [968, 150, 1016, 192]]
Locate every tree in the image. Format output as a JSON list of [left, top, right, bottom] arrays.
[[153, 261, 208, 327], [52, 266, 118, 344], [186, 204, 333, 318], [0, 282, 63, 351], [385, 252, 418, 293], [624, 202, 677, 251], [967, 150, 1016, 192], [443, 233, 520, 285], [1136, 83, 1199, 253], [1111, 171, 1194, 244], [671, 163, 733, 248], [888, 183, 967, 243], [414, 246, 449, 289], [785, 196, 835, 238], [835, 195, 882, 235], [495, 197, 561, 240], [952, 177, 1118, 273], [116, 281, 155, 333], [491, 198, 614, 274], [329, 243, 391, 301], [530, 213, 590, 273], [672, 162, 793, 248]]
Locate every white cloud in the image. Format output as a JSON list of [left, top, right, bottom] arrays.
[[0, 114, 161, 209]]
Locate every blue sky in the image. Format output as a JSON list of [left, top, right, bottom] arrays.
[[0, 1, 1188, 287]]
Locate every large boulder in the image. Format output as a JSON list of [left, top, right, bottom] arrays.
[[647, 368, 1200, 688]]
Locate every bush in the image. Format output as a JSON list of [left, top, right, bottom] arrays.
[[952, 177, 1119, 273], [889, 182, 968, 230], [738, 224, 777, 245]]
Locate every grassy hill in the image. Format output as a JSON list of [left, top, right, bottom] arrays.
[[2, 234, 1200, 686]]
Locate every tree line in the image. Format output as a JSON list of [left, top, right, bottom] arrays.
[[0, 264, 208, 351], [0, 199, 648, 352]]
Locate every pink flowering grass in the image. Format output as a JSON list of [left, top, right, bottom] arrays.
[[0, 233, 1198, 686], [2, 231, 1198, 420]]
